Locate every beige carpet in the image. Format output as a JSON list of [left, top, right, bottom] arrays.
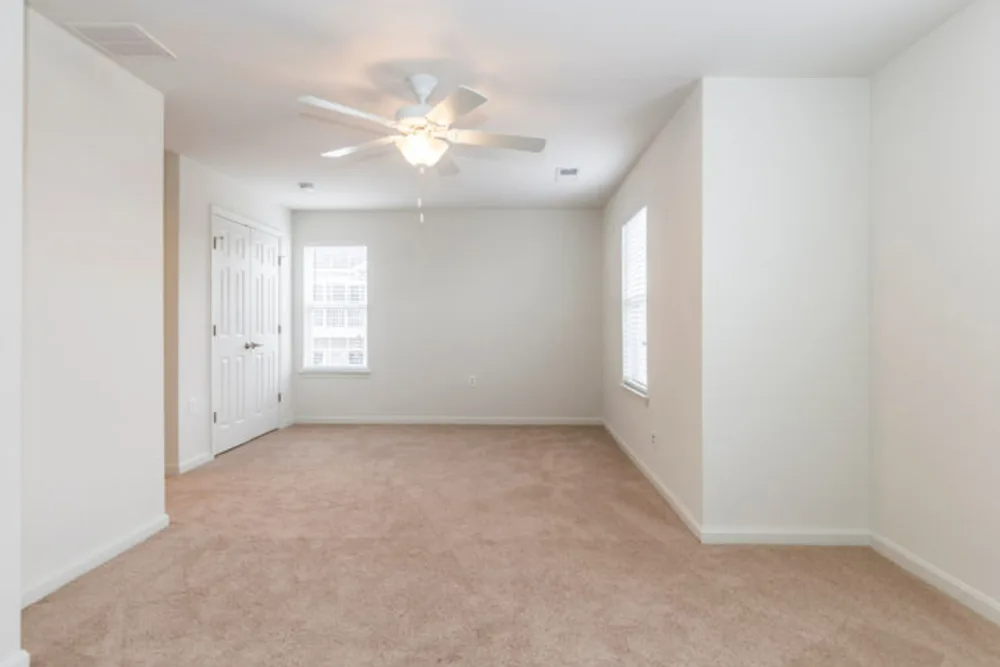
[[23, 425, 1000, 666]]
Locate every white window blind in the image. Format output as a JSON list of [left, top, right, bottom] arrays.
[[622, 208, 648, 393], [302, 246, 368, 370]]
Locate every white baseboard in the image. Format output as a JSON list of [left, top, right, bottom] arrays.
[[294, 416, 604, 426], [22, 513, 170, 608], [873, 534, 1000, 627], [700, 527, 871, 546], [165, 452, 213, 477], [603, 422, 870, 547], [0, 650, 30, 667], [603, 422, 703, 540]]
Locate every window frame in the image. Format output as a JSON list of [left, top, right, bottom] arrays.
[[621, 208, 648, 398], [300, 245, 371, 375]]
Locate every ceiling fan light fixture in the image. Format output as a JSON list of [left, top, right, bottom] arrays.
[[397, 132, 449, 167]]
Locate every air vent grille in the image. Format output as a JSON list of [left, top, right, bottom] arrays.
[[67, 22, 176, 59], [555, 167, 580, 182]]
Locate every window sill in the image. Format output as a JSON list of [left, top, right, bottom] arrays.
[[299, 367, 372, 377], [621, 382, 649, 404]]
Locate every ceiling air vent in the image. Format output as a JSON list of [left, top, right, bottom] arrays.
[[555, 167, 579, 182], [66, 23, 176, 59]]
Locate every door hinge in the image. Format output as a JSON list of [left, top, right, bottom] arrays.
[[212, 324, 217, 336], [278, 256, 283, 266], [213, 411, 217, 424], [278, 393, 282, 403], [277, 324, 282, 335], [212, 236, 218, 250]]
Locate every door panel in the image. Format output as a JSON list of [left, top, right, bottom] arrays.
[[212, 218, 253, 453], [212, 216, 281, 455], [246, 228, 281, 440]]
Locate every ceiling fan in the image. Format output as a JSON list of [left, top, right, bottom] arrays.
[[299, 74, 547, 175]]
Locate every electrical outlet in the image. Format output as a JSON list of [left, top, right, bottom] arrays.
[[468, 375, 477, 388], [188, 398, 198, 415]]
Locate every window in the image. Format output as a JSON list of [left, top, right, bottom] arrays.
[[303, 246, 368, 370], [622, 208, 648, 394]]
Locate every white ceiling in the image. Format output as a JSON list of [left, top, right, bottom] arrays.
[[31, 0, 968, 210]]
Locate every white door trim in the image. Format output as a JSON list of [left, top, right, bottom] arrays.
[[212, 204, 285, 236], [210, 207, 287, 456]]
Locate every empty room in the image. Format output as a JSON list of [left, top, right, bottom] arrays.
[[2, 0, 1000, 665]]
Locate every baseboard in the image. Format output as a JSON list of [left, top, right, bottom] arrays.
[[165, 452, 213, 477], [602, 422, 703, 540], [0, 650, 30, 667], [294, 416, 604, 426], [22, 513, 170, 608], [700, 527, 871, 546], [873, 534, 1000, 627]]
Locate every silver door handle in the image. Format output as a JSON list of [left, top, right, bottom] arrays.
[[244, 341, 262, 350]]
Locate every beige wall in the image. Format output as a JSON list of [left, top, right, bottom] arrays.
[[22, 10, 166, 604], [293, 209, 603, 423], [0, 0, 25, 663], [164, 153, 180, 470]]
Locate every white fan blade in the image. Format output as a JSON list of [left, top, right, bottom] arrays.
[[436, 153, 461, 177], [446, 129, 546, 153], [299, 111, 396, 136], [426, 86, 487, 126], [322, 136, 397, 158], [299, 95, 398, 131]]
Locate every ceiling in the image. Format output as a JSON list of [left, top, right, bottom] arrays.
[[31, 0, 968, 211]]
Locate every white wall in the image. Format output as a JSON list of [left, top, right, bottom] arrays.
[[602, 80, 870, 542], [0, 0, 26, 663], [165, 153, 291, 472], [700, 79, 871, 537], [603, 87, 704, 528], [22, 11, 166, 604], [293, 209, 603, 423], [871, 0, 1000, 617]]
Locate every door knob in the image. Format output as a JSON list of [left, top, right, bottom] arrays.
[[245, 341, 262, 350]]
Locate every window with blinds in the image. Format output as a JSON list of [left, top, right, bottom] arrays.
[[622, 208, 648, 394], [302, 246, 368, 370]]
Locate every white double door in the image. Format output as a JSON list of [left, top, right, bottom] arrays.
[[212, 215, 281, 455]]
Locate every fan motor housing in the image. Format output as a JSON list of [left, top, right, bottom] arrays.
[[396, 104, 434, 128]]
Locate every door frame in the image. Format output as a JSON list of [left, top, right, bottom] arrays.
[[210, 205, 288, 456]]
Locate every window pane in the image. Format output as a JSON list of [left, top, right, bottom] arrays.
[[303, 246, 368, 369], [622, 209, 648, 390]]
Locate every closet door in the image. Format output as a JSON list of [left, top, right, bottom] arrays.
[[211, 216, 254, 454], [211, 216, 281, 455], [244, 227, 281, 442]]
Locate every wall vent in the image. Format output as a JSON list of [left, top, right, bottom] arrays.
[[66, 23, 176, 59], [555, 167, 580, 182]]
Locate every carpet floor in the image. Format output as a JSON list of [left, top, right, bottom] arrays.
[[23, 425, 1000, 666]]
